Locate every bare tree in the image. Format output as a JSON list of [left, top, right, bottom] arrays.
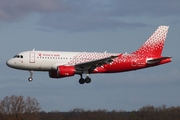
[[0, 95, 41, 120]]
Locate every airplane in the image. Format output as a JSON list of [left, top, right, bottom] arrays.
[[6, 26, 172, 84]]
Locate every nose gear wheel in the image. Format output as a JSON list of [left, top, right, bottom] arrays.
[[28, 71, 33, 82]]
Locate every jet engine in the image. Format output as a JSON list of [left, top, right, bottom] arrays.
[[49, 66, 77, 78]]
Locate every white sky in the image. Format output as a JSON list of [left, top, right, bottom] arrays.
[[0, 0, 180, 111]]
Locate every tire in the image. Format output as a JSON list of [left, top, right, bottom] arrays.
[[85, 77, 91, 83], [79, 78, 85, 84], [28, 77, 33, 82]]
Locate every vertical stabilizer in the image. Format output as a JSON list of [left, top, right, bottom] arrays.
[[132, 26, 169, 57]]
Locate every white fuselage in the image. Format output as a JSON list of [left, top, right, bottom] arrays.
[[6, 51, 119, 71]]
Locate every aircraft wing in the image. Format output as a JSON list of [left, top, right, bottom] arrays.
[[75, 55, 118, 71]]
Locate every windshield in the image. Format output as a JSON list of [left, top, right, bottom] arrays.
[[13, 55, 23, 58]]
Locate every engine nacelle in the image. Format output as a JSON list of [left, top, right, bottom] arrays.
[[58, 66, 75, 77], [49, 66, 76, 78]]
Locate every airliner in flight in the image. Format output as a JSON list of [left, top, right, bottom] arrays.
[[6, 26, 171, 84]]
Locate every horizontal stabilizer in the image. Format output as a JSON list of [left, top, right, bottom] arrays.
[[147, 57, 172, 64]]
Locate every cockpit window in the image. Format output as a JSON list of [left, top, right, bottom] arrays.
[[13, 55, 16, 58], [13, 55, 23, 58]]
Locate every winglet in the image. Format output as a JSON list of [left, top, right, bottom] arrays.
[[132, 26, 169, 57]]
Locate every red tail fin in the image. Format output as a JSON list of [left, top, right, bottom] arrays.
[[132, 26, 169, 57]]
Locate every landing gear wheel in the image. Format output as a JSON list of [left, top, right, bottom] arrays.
[[79, 78, 85, 84], [85, 76, 91, 83], [78, 74, 92, 84], [28, 70, 33, 82], [28, 77, 33, 82]]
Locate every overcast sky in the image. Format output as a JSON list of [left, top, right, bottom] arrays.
[[0, 0, 180, 112]]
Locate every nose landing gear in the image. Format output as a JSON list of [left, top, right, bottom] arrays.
[[28, 71, 33, 82], [28, 77, 33, 82]]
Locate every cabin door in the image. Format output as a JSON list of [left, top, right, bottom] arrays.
[[29, 52, 35, 63]]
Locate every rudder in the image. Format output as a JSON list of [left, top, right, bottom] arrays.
[[132, 26, 169, 57]]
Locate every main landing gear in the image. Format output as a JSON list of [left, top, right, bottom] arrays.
[[28, 71, 33, 82], [79, 74, 91, 84]]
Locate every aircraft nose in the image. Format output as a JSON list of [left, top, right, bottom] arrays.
[[6, 59, 13, 67]]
